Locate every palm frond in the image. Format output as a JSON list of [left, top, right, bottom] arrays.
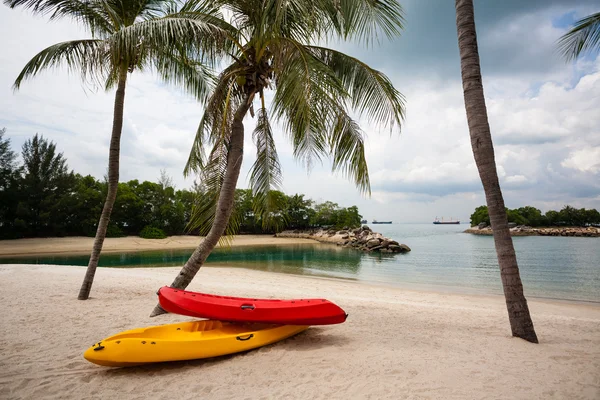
[[253, 190, 289, 231], [153, 45, 216, 103], [308, 45, 405, 131], [318, 0, 404, 44], [330, 110, 370, 194], [3, 0, 115, 36], [558, 12, 600, 61], [270, 38, 344, 169], [185, 135, 241, 245], [249, 108, 284, 228], [107, 5, 236, 68], [13, 39, 110, 89], [184, 64, 245, 176]]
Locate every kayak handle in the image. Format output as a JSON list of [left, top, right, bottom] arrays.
[[236, 334, 254, 341], [241, 304, 255, 311], [93, 342, 105, 351]]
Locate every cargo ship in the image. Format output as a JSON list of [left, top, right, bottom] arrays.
[[433, 217, 460, 225], [372, 220, 392, 224]]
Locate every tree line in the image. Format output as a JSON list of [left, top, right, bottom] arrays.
[[0, 130, 362, 240], [470, 205, 600, 227]]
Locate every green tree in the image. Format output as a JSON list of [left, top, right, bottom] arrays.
[[339, 205, 362, 229], [585, 209, 600, 225], [0, 128, 22, 238], [545, 210, 560, 226], [67, 174, 104, 236], [152, 0, 406, 316], [515, 206, 544, 227], [311, 201, 340, 227], [16, 134, 75, 237], [455, 0, 537, 342], [5, 0, 231, 299], [469, 205, 489, 226], [286, 194, 314, 230], [558, 12, 600, 61]]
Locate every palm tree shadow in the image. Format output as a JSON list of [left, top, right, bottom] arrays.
[[100, 327, 349, 376]]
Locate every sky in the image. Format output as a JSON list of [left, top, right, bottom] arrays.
[[0, 0, 599, 223]]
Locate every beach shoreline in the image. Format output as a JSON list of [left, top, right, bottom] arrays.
[[0, 235, 319, 257], [0, 264, 598, 399]]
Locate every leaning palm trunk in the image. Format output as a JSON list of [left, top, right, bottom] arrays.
[[150, 96, 251, 316], [78, 67, 128, 300], [455, 0, 537, 343]]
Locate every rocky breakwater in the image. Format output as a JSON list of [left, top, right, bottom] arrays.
[[276, 225, 411, 253], [465, 223, 600, 237]]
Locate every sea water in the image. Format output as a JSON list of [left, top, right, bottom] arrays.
[[2, 224, 598, 303]]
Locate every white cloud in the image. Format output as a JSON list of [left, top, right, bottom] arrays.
[[561, 147, 600, 174], [505, 175, 528, 184], [1, 4, 599, 225]]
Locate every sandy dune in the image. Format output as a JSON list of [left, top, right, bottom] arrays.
[[0, 264, 598, 399]]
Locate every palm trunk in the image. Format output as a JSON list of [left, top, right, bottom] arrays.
[[150, 95, 251, 317], [78, 66, 128, 300], [455, 0, 538, 343]]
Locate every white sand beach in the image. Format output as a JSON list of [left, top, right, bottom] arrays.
[[0, 264, 598, 399], [0, 235, 318, 257]]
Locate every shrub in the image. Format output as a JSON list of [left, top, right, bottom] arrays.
[[140, 225, 167, 239], [106, 224, 125, 238]]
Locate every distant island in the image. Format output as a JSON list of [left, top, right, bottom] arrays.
[[465, 205, 600, 237], [465, 225, 600, 237]]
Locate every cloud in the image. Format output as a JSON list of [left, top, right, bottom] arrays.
[[1, 2, 599, 225], [561, 147, 600, 173]]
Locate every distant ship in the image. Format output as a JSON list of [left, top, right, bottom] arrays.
[[372, 220, 392, 224], [433, 217, 460, 225], [361, 219, 367, 224]]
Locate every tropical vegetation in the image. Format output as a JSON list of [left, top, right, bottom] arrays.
[[4, 0, 234, 299], [455, 0, 537, 343], [0, 131, 362, 239], [558, 11, 600, 60], [470, 205, 600, 228], [150, 0, 406, 316]]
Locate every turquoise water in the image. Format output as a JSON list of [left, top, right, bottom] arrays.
[[2, 224, 599, 302]]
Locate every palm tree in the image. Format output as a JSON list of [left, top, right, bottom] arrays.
[[558, 12, 600, 61], [150, 0, 406, 316], [5, 0, 232, 300], [454, 0, 538, 343]]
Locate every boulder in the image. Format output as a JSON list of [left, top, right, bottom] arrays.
[[478, 222, 487, 229], [366, 238, 381, 248], [507, 222, 517, 228]]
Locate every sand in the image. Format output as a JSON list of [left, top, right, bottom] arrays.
[[0, 235, 318, 257], [0, 264, 599, 400]]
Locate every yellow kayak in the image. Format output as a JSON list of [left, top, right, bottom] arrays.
[[84, 320, 308, 367]]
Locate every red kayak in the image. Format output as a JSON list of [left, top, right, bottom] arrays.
[[157, 286, 348, 325]]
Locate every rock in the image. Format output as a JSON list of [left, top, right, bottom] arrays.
[[366, 238, 381, 247], [399, 244, 411, 252], [507, 222, 517, 228], [276, 227, 411, 253], [478, 222, 487, 229]]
